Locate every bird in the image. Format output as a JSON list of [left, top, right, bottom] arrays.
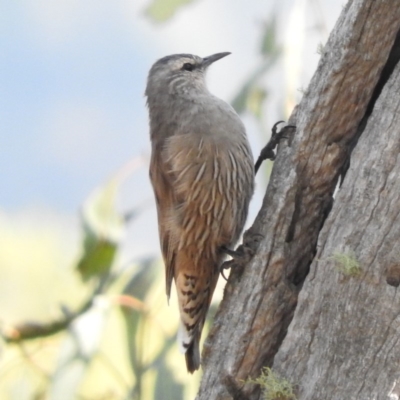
[[145, 52, 255, 373]]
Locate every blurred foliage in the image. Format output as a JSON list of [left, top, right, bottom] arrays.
[[0, 162, 195, 400], [77, 177, 124, 281], [120, 260, 181, 399], [77, 238, 117, 281], [232, 17, 281, 123], [48, 297, 110, 399], [145, 0, 198, 23]]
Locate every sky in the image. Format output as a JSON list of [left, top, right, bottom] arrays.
[[0, 0, 344, 263]]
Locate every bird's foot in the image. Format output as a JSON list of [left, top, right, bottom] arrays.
[[219, 228, 264, 281], [254, 121, 296, 174]]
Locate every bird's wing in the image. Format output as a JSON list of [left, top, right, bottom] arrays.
[[149, 141, 177, 299], [150, 133, 217, 298]]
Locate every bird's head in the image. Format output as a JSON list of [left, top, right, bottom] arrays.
[[145, 52, 231, 98]]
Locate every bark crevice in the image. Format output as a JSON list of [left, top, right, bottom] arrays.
[[341, 28, 400, 184]]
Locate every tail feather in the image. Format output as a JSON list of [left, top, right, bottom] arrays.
[[185, 334, 200, 373], [174, 254, 220, 373], [178, 320, 201, 372]]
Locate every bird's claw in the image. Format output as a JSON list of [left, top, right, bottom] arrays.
[[254, 122, 296, 174], [219, 231, 264, 281]]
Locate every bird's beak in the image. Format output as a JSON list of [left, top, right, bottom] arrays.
[[202, 52, 231, 68]]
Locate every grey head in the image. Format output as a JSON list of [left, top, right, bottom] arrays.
[[145, 52, 231, 99]]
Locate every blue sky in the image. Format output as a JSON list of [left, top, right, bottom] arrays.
[[1, 1, 149, 210]]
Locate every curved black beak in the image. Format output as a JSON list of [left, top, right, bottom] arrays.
[[202, 52, 231, 68]]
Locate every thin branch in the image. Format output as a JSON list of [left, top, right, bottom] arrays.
[[1, 279, 108, 344]]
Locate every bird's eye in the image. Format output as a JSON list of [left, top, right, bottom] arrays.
[[182, 63, 194, 71]]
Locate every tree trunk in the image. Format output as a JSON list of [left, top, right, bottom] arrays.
[[196, 1, 400, 399]]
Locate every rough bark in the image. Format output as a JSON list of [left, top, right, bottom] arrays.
[[273, 42, 400, 400], [196, 0, 400, 399]]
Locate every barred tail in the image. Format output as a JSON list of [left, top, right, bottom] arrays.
[[175, 261, 219, 373], [177, 307, 203, 373]]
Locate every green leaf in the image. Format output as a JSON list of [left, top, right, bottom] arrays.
[[145, 0, 197, 23], [77, 237, 117, 281], [76, 177, 124, 281]]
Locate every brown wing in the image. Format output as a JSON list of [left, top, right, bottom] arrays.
[[165, 133, 254, 253], [150, 134, 216, 297], [150, 133, 227, 299], [149, 141, 176, 299]]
